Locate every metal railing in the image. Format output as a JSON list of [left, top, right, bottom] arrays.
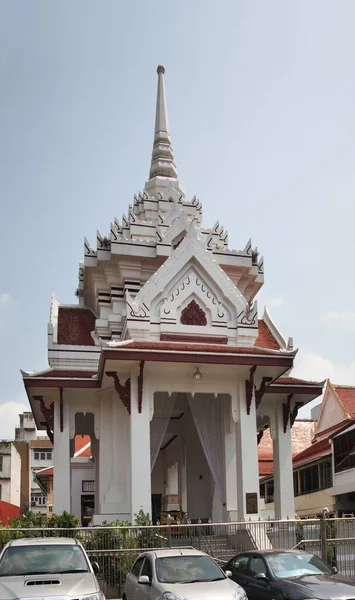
[[1, 518, 355, 598]]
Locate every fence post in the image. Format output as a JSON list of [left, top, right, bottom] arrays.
[[320, 509, 329, 563], [167, 514, 172, 548]]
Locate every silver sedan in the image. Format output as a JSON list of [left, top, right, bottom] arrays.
[[123, 548, 247, 600]]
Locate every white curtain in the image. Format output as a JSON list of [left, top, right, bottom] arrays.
[[150, 393, 176, 471], [188, 394, 224, 519]]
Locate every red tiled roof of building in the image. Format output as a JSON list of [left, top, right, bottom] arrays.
[[258, 420, 315, 459], [293, 438, 331, 466], [274, 377, 323, 386], [259, 459, 273, 477], [36, 466, 53, 477], [57, 307, 96, 346], [334, 386, 355, 418], [74, 435, 91, 457], [111, 340, 286, 355], [35, 370, 97, 379], [254, 320, 280, 350]]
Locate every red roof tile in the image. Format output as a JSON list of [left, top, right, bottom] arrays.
[[114, 341, 284, 355], [57, 307, 96, 346], [254, 320, 280, 350], [258, 421, 315, 459], [36, 466, 53, 477], [274, 377, 323, 386], [293, 438, 331, 466], [335, 386, 355, 418], [35, 370, 97, 379], [259, 459, 273, 476], [74, 435, 91, 457]]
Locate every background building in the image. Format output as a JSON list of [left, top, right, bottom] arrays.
[[0, 441, 21, 507]]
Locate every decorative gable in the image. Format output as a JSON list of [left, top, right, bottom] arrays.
[[316, 380, 348, 438], [123, 223, 258, 346]]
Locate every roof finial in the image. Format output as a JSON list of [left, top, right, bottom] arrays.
[[148, 65, 178, 181]]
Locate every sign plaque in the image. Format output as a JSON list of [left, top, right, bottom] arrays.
[[246, 492, 258, 514]]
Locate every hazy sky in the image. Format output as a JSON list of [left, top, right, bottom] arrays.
[[1, 0, 355, 436]]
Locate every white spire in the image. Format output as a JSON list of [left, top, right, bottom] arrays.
[[149, 65, 177, 180], [145, 66, 183, 197]]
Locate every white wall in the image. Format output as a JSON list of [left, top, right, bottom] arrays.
[[71, 459, 95, 519], [334, 468, 355, 490], [10, 445, 21, 507]]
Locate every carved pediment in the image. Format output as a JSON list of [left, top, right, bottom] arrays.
[[180, 300, 207, 326]]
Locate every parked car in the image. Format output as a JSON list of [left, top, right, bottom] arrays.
[[222, 549, 355, 600], [0, 536, 104, 600], [123, 547, 247, 600]]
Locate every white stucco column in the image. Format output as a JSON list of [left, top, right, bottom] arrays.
[[236, 380, 260, 520], [179, 438, 187, 513], [90, 436, 99, 515], [272, 403, 295, 520], [130, 366, 151, 520], [53, 390, 71, 513], [224, 396, 238, 521], [94, 389, 130, 523]]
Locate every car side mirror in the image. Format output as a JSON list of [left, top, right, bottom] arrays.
[[138, 575, 150, 585], [225, 570, 232, 578], [254, 572, 268, 581], [92, 561, 100, 575]]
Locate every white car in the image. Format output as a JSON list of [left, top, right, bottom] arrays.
[[123, 548, 247, 600], [0, 536, 104, 600]]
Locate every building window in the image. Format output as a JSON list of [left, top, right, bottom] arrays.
[[46, 452, 52, 460], [293, 471, 299, 496], [40, 452, 45, 460], [334, 429, 355, 473], [0, 456, 3, 472], [319, 460, 332, 488], [34, 452, 39, 460], [82, 480, 95, 493], [300, 464, 319, 494]]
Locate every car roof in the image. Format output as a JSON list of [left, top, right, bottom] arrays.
[[232, 549, 310, 557], [142, 548, 208, 559], [6, 537, 80, 547]]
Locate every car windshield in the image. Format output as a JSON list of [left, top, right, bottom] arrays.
[[268, 553, 333, 579], [155, 555, 225, 583], [0, 544, 89, 577]]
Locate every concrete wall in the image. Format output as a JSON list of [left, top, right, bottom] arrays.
[[13, 441, 30, 512], [10, 445, 21, 507], [0, 481, 11, 504], [265, 489, 336, 518], [0, 442, 12, 479], [71, 460, 95, 519], [334, 467, 355, 490]]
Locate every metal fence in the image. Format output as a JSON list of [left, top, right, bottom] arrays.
[[1, 518, 355, 599]]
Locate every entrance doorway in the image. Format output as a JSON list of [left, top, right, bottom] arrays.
[[151, 494, 162, 524], [81, 494, 95, 526]]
